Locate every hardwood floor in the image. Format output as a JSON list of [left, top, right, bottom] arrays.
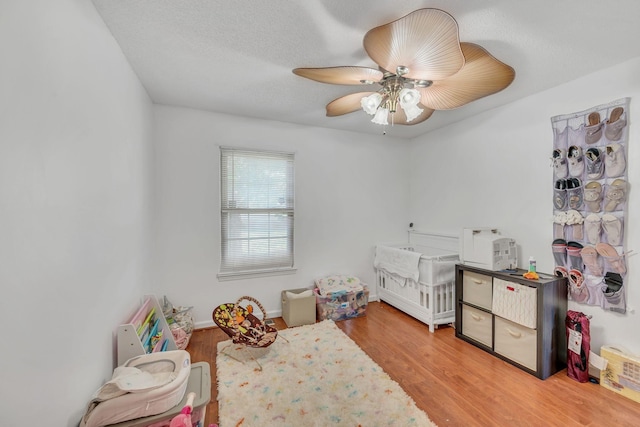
[[186, 301, 640, 426]]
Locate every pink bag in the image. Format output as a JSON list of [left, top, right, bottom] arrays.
[[565, 310, 590, 382]]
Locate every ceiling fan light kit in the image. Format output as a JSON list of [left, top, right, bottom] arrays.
[[293, 8, 515, 131]]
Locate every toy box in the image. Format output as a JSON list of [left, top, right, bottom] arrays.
[[600, 346, 640, 403], [315, 285, 369, 321]]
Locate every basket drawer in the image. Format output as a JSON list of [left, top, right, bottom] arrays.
[[462, 271, 493, 310], [461, 304, 492, 347], [492, 278, 537, 329], [494, 316, 537, 371]]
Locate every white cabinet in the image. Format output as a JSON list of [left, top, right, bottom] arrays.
[[455, 265, 567, 379]]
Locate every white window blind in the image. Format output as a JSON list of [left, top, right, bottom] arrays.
[[220, 147, 294, 276]]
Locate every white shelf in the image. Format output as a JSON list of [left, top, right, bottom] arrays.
[[117, 295, 178, 366]]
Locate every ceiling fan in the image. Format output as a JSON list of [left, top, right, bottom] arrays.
[[293, 8, 515, 128]]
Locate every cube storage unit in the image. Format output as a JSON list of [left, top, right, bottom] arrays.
[[281, 288, 316, 327], [374, 231, 459, 332], [455, 264, 568, 379], [315, 285, 369, 321], [106, 362, 211, 427]]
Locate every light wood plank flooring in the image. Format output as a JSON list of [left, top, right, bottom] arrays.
[[187, 301, 640, 426]]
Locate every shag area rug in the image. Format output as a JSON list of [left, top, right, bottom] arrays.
[[216, 320, 435, 427]]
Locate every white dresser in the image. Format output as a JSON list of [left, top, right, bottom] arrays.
[[455, 264, 567, 379]]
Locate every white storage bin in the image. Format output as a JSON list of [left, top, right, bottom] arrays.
[[461, 304, 492, 347], [462, 270, 493, 310], [492, 278, 537, 329], [494, 316, 537, 371]]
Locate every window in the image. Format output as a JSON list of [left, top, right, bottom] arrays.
[[219, 147, 295, 279]]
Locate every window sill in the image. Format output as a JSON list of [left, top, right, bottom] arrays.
[[217, 267, 298, 282]]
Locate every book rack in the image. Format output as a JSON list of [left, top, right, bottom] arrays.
[[117, 295, 178, 366]]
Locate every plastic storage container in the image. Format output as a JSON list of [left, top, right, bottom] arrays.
[[315, 285, 369, 321]]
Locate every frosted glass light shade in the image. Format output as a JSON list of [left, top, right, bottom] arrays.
[[399, 88, 420, 107], [371, 107, 389, 125], [402, 104, 424, 122], [361, 93, 383, 115], [399, 88, 423, 122]]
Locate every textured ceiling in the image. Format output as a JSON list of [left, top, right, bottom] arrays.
[[92, 0, 640, 139]]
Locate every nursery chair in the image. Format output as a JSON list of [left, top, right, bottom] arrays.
[[212, 296, 287, 370]]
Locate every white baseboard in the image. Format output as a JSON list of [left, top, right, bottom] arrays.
[[194, 295, 379, 330]]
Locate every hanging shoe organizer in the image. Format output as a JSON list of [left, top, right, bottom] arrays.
[[550, 97, 630, 313]]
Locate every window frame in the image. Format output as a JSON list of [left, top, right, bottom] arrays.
[[217, 146, 296, 280]]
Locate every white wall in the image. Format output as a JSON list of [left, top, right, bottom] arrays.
[[408, 57, 640, 354], [151, 105, 410, 325], [0, 1, 154, 426]]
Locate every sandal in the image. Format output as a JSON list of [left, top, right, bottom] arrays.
[[554, 179, 568, 210], [585, 112, 603, 144], [602, 214, 623, 246], [584, 181, 602, 213], [595, 242, 627, 275], [580, 246, 603, 276], [566, 178, 583, 210], [605, 107, 626, 141], [584, 213, 601, 244], [604, 179, 627, 212]]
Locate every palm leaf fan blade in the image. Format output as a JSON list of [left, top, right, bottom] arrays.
[[418, 43, 515, 110], [292, 66, 383, 85], [326, 92, 379, 117], [364, 8, 464, 80]]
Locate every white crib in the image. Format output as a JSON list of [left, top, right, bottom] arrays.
[[375, 230, 459, 332]]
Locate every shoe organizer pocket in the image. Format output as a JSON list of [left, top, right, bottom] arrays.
[[462, 271, 493, 310], [567, 178, 583, 210], [461, 304, 492, 348], [494, 316, 537, 371], [491, 278, 537, 329]]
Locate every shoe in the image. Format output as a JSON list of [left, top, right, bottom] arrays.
[[604, 143, 626, 177], [554, 179, 567, 210], [585, 112, 603, 144], [580, 246, 603, 276], [585, 148, 603, 179], [595, 242, 627, 275], [604, 179, 627, 212], [566, 178, 583, 210], [568, 269, 589, 303], [554, 266, 568, 277], [567, 146, 584, 177], [567, 241, 584, 271], [584, 214, 601, 244], [605, 107, 626, 141], [552, 238, 568, 266], [603, 272, 624, 305], [602, 214, 623, 246], [583, 181, 602, 213], [552, 149, 568, 179]]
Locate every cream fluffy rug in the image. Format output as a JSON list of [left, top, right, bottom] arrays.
[[216, 320, 435, 427]]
